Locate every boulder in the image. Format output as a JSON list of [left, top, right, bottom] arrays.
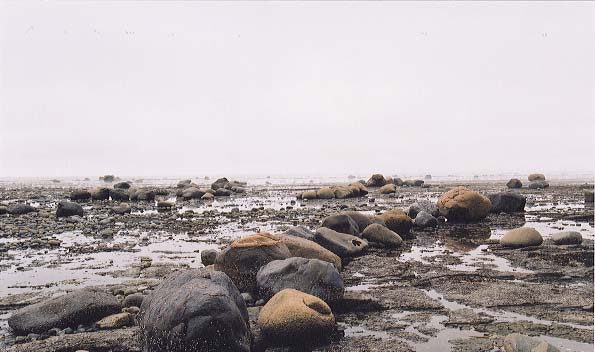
[[214, 233, 291, 293], [366, 174, 387, 187], [8, 288, 121, 334], [527, 174, 546, 182], [123, 293, 144, 308], [414, 211, 438, 229], [215, 188, 232, 196], [201, 193, 215, 200], [436, 187, 492, 222], [90, 187, 110, 201], [408, 200, 440, 218], [201, 249, 218, 266], [181, 187, 205, 200], [211, 177, 230, 190], [109, 188, 130, 201], [70, 190, 91, 201], [333, 185, 353, 199], [138, 269, 251, 352], [349, 182, 368, 196], [278, 234, 342, 270], [414, 180, 425, 187], [529, 180, 549, 189], [0, 206, 6, 215], [403, 180, 416, 187], [130, 189, 155, 202], [7, 204, 37, 215], [321, 214, 360, 236], [393, 177, 404, 186], [113, 182, 131, 189], [317, 187, 335, 199], [503, 333, 559, 352], [342, 211, 373, 232], [314, 227, 368, 258], [56, 201, 84, 218], [110, 203, 131, 215], [551, 231, 583, 245], [176, 179, 192, 188], [301, 190, 318, 200], [377, 209, 413, 238], [101, 175, 115, 182], [378, 184, 396, 194], [258, 289, 335, 347], [256, 257, 344, 302], [96, 312, 133, 329], [488, 192, 526, 213], [584, 189, 594, 203], [283, 226, 316, 241], [500, 227, 543, 248], [157, 201, 174, 209], [361, 223, 403, 247], [506, 178, 523, 189]]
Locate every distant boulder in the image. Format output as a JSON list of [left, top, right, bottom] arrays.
[[56, 201, 84, 218], [70, 190, 91, 201], [7, 204, 37, 215], [528, 180, 549, 189], [506, 178, 522, 189], [528, 173, 546, 182], [366, 174, 387, 187], [114, 182, 131, 189]]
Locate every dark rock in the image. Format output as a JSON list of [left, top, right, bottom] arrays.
[[56, 201, 84, 218], [414, 211, 438, 228], [130, 189, 155, 201], [113, 182, 131, 189], [109, 188, 130, 201], [90, 187, 110, 201], [314, 227, 368, 258], [283, 226, 315, 241], [377, 209, 413, 238], [138, 269, 251, 352], [123, 293, 144, 308], [488, 191, 526, 213], [70, 190, 91, 201], [180, 187, 205, 200], [366, 174, 387, 187], [321, 214, 360, 236], [7, 204, 37, 215], [408, 200, 439, 218], [584, 189, 593, 203], [342, 211, 373, 232], [201, 249, 218, 266], [361, 223, 403, 247], [506, 178, 523, 189]]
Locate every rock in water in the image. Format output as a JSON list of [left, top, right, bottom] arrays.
[[527, 174, 546, 182], [278, 234, 342, 270], [366, 174, 387, 187], [8, 288, 120, 334], [258, 289, 335, 347], [503, 333, 559, 352], [377, 209, 413, 238], [361, 223, 403, 247], [321, 214, 360, 236], [56, 201, 84, 218], [506, 178, 523, 189], [488, 191, 526, 213], [551, 231, 583, 245], [408, 200, 439, 218], [256, 257, 344, 302], [214, 233, 291, 293], [314, 227, 368, 258], [138, 269, 251, 352], [500, 227, 543, 248], [7, 204, 37, 215], [414, 211, 438, 228], [436, 187, 491, 222]]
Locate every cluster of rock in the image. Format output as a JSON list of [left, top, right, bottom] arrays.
[[366, 173, 425, 189], [297, 183, 368, 200], [500, 227, 582, 248], [175, 177, 246, 201], [70, 183, 156, 203]]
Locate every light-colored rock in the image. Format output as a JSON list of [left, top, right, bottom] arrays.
[[500, 227, 543, 248]]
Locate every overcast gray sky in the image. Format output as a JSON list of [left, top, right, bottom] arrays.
[[1, 2, 593, 177]]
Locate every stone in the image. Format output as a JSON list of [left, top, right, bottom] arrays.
[[314, 227, 368, 258], [414, 180, 425, 186], [377, 209, 413, 238], [278, 234, 342, 270], [113, 182, 131, 189], [317, 187, 335, 199], [70, 190, 91, 201], [7, 204, 37, 215], [500, 227, 543, 248], [90, 187, 110, 201], [366, 174, 387, 187], [301, 190, 318, 200], [138, 269, 250, 352], [181, 187, 205, 200], [8, 288, 121, 334], [110, 203, 131, 215], [333, 185, 353, 199], [123, 293, 144, 308], [503, 333, 559, 352], [506, 178, 523, 189], [130, 189, 155, 201], [527, 174, 546, 182], [101, 175, 115, 182], [349, 182, 368, 196], [584, 189, 594, 203], [109, 188, 130, 201], [96, 312, 133, 329], [215, 188, 232, 196], [56, 201, 84, 218], [258, 289, 335, 347], [157, 201, 174, 209], [436, 187, 492, 222], [361, 223, 403, 247], [211, 177, 230, 190], [0, 205, 6, 215], [342, 211, 373, 232], [393, 177, 404, 186], [378, 184, 396, 194], [177, 179, 192, 188], [414, 211, 438, 228], [551, 231, 583, 245], [214, 233, 291, 293], [408, 200, 440, 218], [529, 180, 550, 189], [283, 226, 315, 241], [321, 214, 360, 236], [201, 192, 215, 200], [200, 249, 218, 266], [488, 191, 526, 213], [256, 257, 344, 302]]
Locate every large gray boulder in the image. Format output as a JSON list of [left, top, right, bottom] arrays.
[[56, 201, 84, 218], [314, 227, 368, 258], [488, 192, 526, 213], [90, 187, 110, 201], [8, 288, 120, 334], [138, 269, 251, 352], [321, 214, 360, 236], [256, 257, 344, 302], [414, 211, 438, 229]]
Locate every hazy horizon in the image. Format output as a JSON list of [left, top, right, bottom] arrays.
[[1, 2, 594, 178]]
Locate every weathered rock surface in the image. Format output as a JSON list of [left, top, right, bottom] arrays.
[[56, 201, 84, 218], [503, 333, 559, 352], [278, 234, 342, 269], [507, 178, 523, 189], [528, 174, 546, 182], [366, 174, 387, 187], [377, 209, 413, 238], [321, 214, 360, 236], [436, 187, 491, 222], [314, 227, 368, 258], [414, 210, 438, 228], [500, 227, 543, 248], [489, 191, 526, 213], [361, 223, 403, 247], [7, 204, 37, 215], [551, 231, 583, 245]]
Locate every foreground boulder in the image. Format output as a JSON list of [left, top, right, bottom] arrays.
[[278, 234, 342, 269], [70, 190, 91, 201], [366, 174, 387, 187], [500, 227, 543, 248], [503, 333, 559, 352], [8, 288, 120, 334], [138, 269, 251, 352], [408, 200, 439, 218], [256, 258, 344, 302], [361, 223, 403, 247], [321, 214, 360, 236], [314, 227, 368, 258], [436, 187, 491, 222], [551, 231, 583, 245], [377, 209, 413, 238], [214, 233, 291, 293], [506, 178, 522, 189], [7, 204, 37, 215], [527, 174, 546, 182], [488, 191, 526, 213], [283, 226, 315, 241], [258, 289, 335, 347], [56, 201, 84, 218]]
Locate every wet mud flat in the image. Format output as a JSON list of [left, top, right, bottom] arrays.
[[0, 179, 593, 351]]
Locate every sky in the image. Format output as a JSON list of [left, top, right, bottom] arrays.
[[0, 2, 593, 177]]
